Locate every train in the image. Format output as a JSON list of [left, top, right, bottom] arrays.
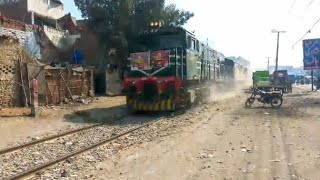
[[123, 23, 250, 112]]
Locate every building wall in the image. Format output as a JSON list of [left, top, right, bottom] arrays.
[[0, 27, 41, 59], [0, 17, 61, 63], [43, 25, 80, 50], [0, 0, 31, 23], [27, 0, 64, 20], [0, 36, 33, 107], [76, 21, 105, 67], [38, 30, 61, 63], [44, 67, 94, 105], [43, 25, 65, 47], [0, 37, 21, 107]]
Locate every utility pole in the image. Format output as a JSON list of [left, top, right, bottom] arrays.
[[266, 57, 271, 71], [271, 29, 286, 71]]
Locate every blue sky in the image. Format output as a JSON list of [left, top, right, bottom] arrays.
[[61, 0, 320, 69], [61, 0, 82, 19]]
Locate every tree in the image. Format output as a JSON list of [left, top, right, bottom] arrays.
[[163, 4, 194, 26], [73, 0, 194, 67]]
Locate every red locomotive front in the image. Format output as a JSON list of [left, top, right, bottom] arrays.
[[123, 49, 183, 112]]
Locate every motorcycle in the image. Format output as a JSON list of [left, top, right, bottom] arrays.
[[245, 89, 283, 108]]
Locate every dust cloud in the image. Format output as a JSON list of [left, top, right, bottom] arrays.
[[207, 79, 251, 102]]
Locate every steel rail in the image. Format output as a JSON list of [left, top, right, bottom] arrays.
[[7, 122, 154, 180], [0, 115, 127, 155]]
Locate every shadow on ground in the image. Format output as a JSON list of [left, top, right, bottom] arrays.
[[243, 89, 253, 94], [64, 105, 129, 124], [63, 104, 187, 126]]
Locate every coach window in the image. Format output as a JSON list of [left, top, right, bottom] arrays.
[[191, 39, 196, 50], [187, 36, 192, 49], [196, 40, 199, 52]]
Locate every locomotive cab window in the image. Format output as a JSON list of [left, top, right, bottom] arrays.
[[191, 39, 196, 50], [196, 40, 199, 52], [160, 36, 182, 49], [187, 36, 192, 49], [187, 35, 197, 51]]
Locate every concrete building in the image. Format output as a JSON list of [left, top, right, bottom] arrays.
[[0, 0, 64, 25], [0, 0, 81, 63]]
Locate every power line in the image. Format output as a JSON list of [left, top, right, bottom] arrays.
[[292, 16, 320, 49], [308, 0, 315, 6]]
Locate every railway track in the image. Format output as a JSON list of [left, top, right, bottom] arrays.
[[0, 106, 190, 180], [0, 114, 168, 179], [7, 122, 155, 180], [0, 123, 102, 155], [0, 115, 127, 155]]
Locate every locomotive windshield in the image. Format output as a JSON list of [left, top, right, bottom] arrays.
[[126, 30, 185, 77], [132, 34, 183, 51], [159, 35, 182, 49]]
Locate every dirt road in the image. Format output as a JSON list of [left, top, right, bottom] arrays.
[[1, 85, 320, 180], [83, 86, 320, 180]]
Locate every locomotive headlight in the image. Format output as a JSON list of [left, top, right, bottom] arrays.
[[131, 81, 137, 85], [155, 22, 159, 26], [150, 22, 155, 27], [157, 80, 162, 84]]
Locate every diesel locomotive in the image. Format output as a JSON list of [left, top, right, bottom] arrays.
[[123, 24, 250, 112]]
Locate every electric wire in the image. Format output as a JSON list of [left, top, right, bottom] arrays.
[[308, 0, 315, 6], [292, 16, 320, 49]]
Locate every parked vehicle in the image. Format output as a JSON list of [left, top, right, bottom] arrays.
[[252, 70, 272, 91], [271, 70, 288, 93], [245, 89, 283, 108]]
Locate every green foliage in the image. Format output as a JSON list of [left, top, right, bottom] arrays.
[[74, 0, 194, 66], [163, 4, 194, 27]]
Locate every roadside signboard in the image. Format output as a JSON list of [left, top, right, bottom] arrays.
[[303, 38, 320, 70]]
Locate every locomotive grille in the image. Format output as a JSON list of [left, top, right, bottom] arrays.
[[143, 82, 158, 100]]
